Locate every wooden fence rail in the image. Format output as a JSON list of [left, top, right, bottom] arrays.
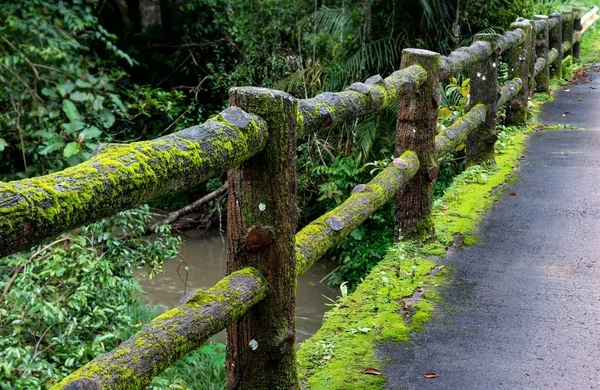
[[0, 6, 596, 390]]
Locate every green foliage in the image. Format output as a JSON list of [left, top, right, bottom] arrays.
[[0, 0, 131, 178], [435, 76, 471, 197], [462, 0, 535, 33], [0, 0, 193, 181], [532, 0, 591, 15], [439, 76, 471, 126], [0, 205, 181, 390]]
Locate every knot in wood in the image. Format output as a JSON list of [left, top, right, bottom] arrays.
[[351, 184, 368, 194], [326, 216, 345, 231], [63, 378, 102, 390], [428, 165, 439, 181], [364, 75, 384, 85], [392, 158, 409, 169], [320, 115, 333, 129], [245, 226, 275, 250]]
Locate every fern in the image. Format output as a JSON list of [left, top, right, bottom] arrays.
[[324, 38, 398, 91]]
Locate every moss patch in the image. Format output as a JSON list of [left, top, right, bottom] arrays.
[[297, 252, 446, 389]]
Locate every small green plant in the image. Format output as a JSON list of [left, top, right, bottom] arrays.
[[439, 76, 471, 127], [0, 205, 181, 390]]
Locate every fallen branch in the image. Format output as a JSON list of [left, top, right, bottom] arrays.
[[147, 183, 228, 234]]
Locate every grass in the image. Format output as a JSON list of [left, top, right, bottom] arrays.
[[580, 22, 600, 64]]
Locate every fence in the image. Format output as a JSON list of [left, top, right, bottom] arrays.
[[0, 6, 597, 390]]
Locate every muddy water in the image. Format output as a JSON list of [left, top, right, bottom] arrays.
[[135, 229, 339, 344]]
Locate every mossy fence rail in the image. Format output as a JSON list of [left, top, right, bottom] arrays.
[[0, 7, 597, 390]]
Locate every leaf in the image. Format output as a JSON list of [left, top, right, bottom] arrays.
[[61, 121, 85, 134], [350, 229, 365, 240], [98, 109, 115, 128], [49, 108, 61, 119], [423, 372, 438, 378], [82, 126, 103, 140], [63, 142, 81, 158], [62, 99, 80, 121], [41, 87, 58, 98], [93, 96, 105, 111], [76, 79, 93, 89], [30, 105, 49, 117], [363, 368, 382, 375], [70, 92, 94, 102], [31, 130, 57, 140], [38, 141, 65, 155], [0, 138, 8, 152], [109, 94, 127, 113], [56, 81, 74, 97]]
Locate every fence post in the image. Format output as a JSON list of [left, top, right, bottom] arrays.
[[395, 49, 440, 242], [549, 12, 564, 79], [534, 16, 550, 93], [227, 88, 299, 389], [467, 34, 501, 165], [505, 20, 533, 125], [563, 10, 574, 58], [573, 8, 582, 60]]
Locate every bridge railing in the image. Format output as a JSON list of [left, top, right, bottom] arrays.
[[0, 6, 596, 390]]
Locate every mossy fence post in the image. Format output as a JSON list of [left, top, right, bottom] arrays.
[[534, 16, 551, 93], [395, 49, 439, 242], [227, 88, 299, 389], [467, 34, 500, 165], [573, 8, 582, 59], [563, 10, 574, 58], [505, 20, 533, 125], [549, 12, 564, 79]]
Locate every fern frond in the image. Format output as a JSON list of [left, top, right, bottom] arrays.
[[323, 39, 398, 91]]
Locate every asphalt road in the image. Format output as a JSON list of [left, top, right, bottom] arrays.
[[379, 73, 600, 389]]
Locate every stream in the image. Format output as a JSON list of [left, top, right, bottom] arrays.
[[135, 228, 339, 344]]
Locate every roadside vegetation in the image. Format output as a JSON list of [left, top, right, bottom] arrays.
[[0, 0, 598, 388]]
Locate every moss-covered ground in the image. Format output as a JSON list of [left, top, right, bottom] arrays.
[[296, 127, 526, 389], [297, 15, 600, 390]]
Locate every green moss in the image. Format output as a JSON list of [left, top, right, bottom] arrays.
[[463, 235, 478, 246], [297, 252, 446, 389], [533, 92, 553, 103]]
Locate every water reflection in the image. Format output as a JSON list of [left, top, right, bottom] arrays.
[[135, 229, 339, 344]]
